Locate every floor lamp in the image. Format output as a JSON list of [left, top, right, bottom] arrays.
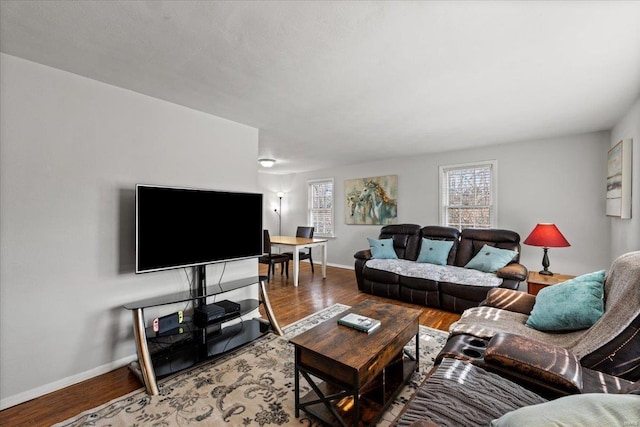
[[274, 192, 284, 236]]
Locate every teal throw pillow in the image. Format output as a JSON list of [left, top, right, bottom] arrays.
[[490, 394, 640, 427], [417, 238, 454, 265], [464, 244, 518, 273], [367, 238, 397, 259], [526, 270, 605, 332]]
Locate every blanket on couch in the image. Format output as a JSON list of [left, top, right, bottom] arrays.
[[393, 358, 547, 427], [366, 259, 503, 287]]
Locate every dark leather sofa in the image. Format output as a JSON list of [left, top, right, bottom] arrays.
[[354, 224, 527, 313], [392, 250, 640, 426]]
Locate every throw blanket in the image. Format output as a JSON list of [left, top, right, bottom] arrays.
[[393, 358, 547, 427], [573, 251, 640, 358], [365, 259, 503, 288], [450, 251, 640, 359]]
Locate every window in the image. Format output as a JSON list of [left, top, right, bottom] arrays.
[[439, 160, 497, 229], [308, 178, 334, 237]]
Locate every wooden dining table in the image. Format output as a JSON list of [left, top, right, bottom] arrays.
[[270, 236, 328, 287]]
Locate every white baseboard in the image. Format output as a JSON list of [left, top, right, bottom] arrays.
[[0, 354, 138, 410], [326, 261, 354, 270], [305, 260, 353, 270]]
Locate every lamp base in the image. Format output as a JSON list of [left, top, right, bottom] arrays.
[[538, 248, 553, 276]]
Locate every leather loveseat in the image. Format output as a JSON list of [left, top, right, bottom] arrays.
[[354, 224, 527, 313]]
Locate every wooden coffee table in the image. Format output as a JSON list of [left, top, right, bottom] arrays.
[[290, 300, 421, 427]]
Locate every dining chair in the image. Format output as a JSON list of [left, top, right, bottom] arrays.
[[284, 226, 315, 273], [258, 230, 289, 281]]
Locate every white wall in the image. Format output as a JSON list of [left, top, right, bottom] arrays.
[[610, 96, 640, 261], [0, 54, 260, 408], [258, 172, 297, 237], [260, 131, 611, 279]]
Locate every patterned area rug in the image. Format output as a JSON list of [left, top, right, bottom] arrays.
[[55, 304, 448, 426]]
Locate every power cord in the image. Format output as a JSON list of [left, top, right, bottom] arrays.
[[220, 316, 245, 354]]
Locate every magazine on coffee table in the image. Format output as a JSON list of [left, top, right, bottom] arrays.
[[338, 313, 381, 333]]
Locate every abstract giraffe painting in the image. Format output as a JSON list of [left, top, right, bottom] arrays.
[[345, 175, 398, 225]]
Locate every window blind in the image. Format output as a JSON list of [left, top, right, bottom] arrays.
[[440, 162, 496, 229]]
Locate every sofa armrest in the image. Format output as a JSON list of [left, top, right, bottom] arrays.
[[485, 333, 583, 395], [497, 262, 527, 282], [354, 249, 372, 291], [354, 249, 372, 260], [484, 288, 536, 314]]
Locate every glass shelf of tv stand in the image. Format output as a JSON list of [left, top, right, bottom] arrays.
[[124, 275, 283, 395], [146, 300, 271, 378], [123, 276, 261, 310], [145, 298, 259, 338], [147, 319, 271, 375]]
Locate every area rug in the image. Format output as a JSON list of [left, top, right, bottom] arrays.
[[55, 304, 448, 426]]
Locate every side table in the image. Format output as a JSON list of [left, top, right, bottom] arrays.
[[527, 271, 575, 296]]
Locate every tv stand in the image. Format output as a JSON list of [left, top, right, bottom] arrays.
[[123, 273, 282, 395]]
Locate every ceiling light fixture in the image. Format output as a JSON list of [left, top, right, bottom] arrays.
[[258, 158, 276, 168]]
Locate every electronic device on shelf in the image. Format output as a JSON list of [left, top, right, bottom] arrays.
[[153, 310, 184, 333], [135, 184, 263, 274], [194, 300, 241, 327]]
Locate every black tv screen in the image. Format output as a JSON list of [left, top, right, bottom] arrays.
[[136, 184, 263, 273]]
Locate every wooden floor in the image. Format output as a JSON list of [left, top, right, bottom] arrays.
[[0, 263, 460, 426]]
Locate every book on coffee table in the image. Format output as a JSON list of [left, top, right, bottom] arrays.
[[338, 313, 381, 333]]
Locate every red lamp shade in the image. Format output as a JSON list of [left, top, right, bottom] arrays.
[[524, 223, 570, 276], [523, 223, 570, 248]]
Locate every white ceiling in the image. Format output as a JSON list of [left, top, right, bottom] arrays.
[[2, 1, 639, 174]]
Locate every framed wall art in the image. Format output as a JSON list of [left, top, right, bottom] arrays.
[[345, 175, 398, 225], [606, 139, 632, 218]]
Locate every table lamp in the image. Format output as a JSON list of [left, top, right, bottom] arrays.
[[523, 223, 570, 276]]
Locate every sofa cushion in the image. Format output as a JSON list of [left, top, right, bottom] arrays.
[[365, 259, 503, 287], [450, 305, 588, 347], [362, 263, 401, 284], [378, 224, 422, 260], [464, 244, 518, 273], [440, 281, 504, 302], [455, 228, 521, 267], [420, 226, 460, 265], [416, 238, 454, 265], [526, 270, 605, 332], [367, 238, 398, 259], [490, 394, 640, 427]]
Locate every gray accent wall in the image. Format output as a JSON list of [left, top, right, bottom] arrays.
[[0, 54, 260, 408]]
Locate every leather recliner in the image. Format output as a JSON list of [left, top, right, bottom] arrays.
[[450, 251, 640, 381]]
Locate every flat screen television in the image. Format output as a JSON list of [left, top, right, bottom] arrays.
[[136, 184, 263, 273]]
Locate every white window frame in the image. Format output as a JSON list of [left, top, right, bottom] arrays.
[[439, 160, 498, 229], [308, 178, 335, 237]]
